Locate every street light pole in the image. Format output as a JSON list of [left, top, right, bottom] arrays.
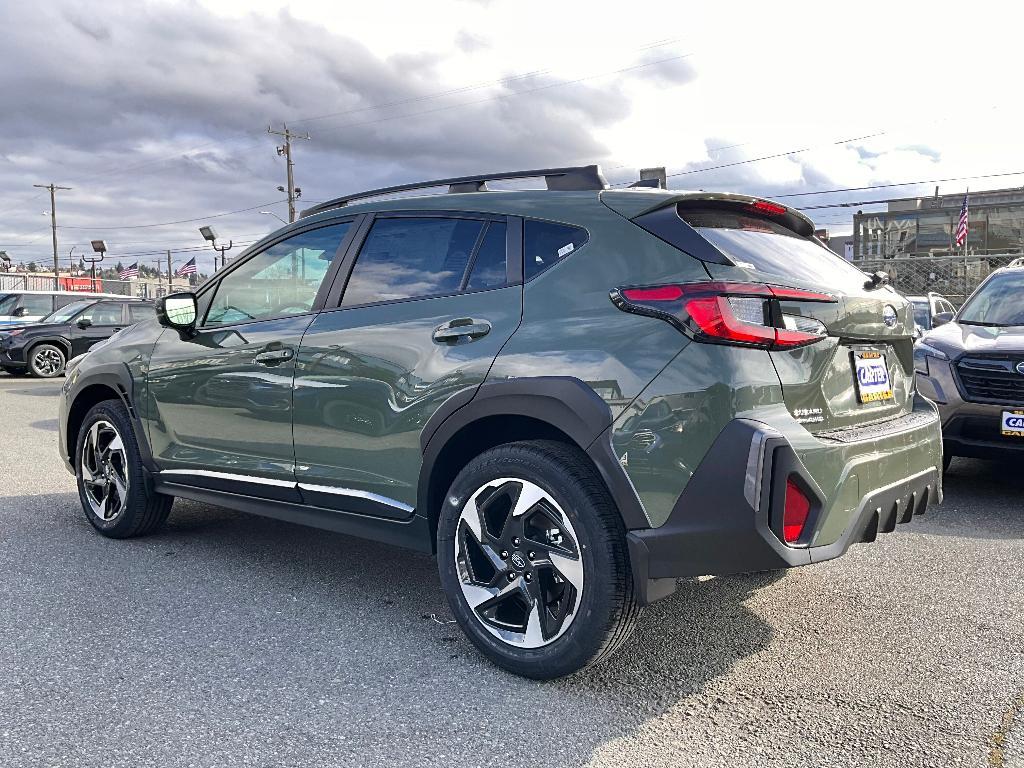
[[33, 183, 72, 290]]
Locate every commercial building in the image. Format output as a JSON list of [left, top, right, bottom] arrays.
[[852, 186, 1024, 260]]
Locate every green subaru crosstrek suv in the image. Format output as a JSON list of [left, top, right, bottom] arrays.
[[57, 166, 943, 679]]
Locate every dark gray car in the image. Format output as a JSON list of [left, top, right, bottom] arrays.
[[915, 263, 1024, 467]]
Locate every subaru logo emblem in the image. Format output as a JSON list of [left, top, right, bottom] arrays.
[[1017, 361, 1024, 376], [882, 305, 898, 328], [510, 552, 527, 569]]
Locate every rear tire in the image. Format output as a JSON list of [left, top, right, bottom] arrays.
[[75, 400, 173, 538], [437, 440, 642, 679], [28, 343, 66, 378], [942, 451, 953, 473]]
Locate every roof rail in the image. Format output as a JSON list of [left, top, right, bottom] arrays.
[[301, 165, 608, 217]]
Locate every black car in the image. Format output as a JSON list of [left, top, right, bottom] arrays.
[[0, 297, 154, 377]]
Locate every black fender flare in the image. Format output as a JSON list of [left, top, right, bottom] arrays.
[[417, 376, 650, 531], [63, 364, 156, 474], [24, 335, 72, 362]]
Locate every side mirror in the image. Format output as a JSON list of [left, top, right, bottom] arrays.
[[76, 317, 92, 329], [156, 292, 198, 332], [932, 311, 954, 327]]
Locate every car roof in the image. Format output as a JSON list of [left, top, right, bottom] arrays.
[[0, 289, 133, 298]]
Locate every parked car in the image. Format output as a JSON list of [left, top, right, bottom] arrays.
[[0, 297, 153, 377], [0, 289, 130, 327], [57, 166, 943, 679], [906, 292, 956, 337], [915, 261, 1024, 469]]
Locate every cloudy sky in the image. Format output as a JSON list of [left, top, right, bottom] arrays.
[[2, 0, 1022, 274]]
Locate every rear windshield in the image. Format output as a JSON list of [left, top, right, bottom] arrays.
[[959, 272, 1024, 327], [681, 209, 868, 285]]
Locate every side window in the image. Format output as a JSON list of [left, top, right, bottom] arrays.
[[54, 295, 81, 310], [127, 303, 155, 323], [464, 222, 507, 292], [523, 220, 588, 280], [342, 217, 484, 306], [205, 222, 351, 326], [22, 294, 54, 316], [80, 302, 125, 325]]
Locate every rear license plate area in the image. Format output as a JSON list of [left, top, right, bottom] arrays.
[[853, 350, 893, 404]]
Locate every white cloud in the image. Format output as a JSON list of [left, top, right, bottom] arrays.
[[2, 0, 1022, 266]]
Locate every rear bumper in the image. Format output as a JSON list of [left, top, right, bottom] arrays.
[[627, 411, 942, 604]]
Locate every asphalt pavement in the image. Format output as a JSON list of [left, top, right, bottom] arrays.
[[1, 375, 1022, 768]]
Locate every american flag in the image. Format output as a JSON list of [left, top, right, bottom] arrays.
[[175, 256, 197, 277], [118, 262, 139, 280], [954, 192, 969, 248]]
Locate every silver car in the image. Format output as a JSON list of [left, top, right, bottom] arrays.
[[915, 263, 1024, 469]]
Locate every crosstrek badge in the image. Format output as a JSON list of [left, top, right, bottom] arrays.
[[1002, 410, 1024, 438]]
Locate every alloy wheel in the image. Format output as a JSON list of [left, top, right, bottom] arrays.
[[455, 478, 584, 648], [80, 420, 129, 522], [31, 347, 64, 376]]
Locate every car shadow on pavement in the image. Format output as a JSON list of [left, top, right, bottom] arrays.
[[923, 457, 1024, 540], [1, 491, 777, 767]]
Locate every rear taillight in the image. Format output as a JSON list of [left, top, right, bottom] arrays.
[[782, 477, 812, 544], [611, 281, 835, 350]]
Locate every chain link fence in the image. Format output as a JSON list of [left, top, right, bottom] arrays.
[[853, 253, 1022, 305], [0, 273, 193, 299]]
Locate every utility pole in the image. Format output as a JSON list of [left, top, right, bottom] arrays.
[[167, 250, 173, 291], [268, 123, 310, 222], [34, 183, 72, 289]]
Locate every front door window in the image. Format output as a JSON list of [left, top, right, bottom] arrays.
[[205, 223, 351, 326]]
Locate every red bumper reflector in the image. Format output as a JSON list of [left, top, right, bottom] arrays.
[[783, 477, 812, 544]]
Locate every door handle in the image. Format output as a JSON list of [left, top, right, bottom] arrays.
[[432, 319, 491, 343], [254, 348, 294, 366]]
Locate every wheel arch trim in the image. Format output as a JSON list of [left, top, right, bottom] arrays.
[[417, 376, 650, 543]]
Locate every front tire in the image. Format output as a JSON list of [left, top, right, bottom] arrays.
[[438, 440, 642, 679], [75, 400, 173, 538], [28, 343, 66, 377]]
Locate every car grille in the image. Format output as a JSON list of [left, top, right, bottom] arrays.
[[955, 356, 1024, 405]]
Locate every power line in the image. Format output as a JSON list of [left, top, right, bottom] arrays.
[[774, 169, 1024, 199], [57, 199, 288, 230]]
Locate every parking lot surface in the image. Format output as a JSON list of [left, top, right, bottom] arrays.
[[1, 375, 1022, 768]]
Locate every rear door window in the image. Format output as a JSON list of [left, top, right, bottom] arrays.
[[680, 208, 869, 285], [80, 301, 125, 325], [21, 294, 54, 316], [342, 217, 485, 306], [464, 221, 507, 292], [127, 303, 155, 323], [523, 220, 588, 280]]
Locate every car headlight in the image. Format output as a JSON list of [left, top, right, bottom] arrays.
[[914, 342, 948, 376]]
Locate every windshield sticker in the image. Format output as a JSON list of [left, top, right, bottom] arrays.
[[557, 243, 575, 258]]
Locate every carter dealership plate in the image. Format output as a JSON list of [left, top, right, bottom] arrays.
[[1002, 410, 1024, 438], [854, 350, 893, 404]]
